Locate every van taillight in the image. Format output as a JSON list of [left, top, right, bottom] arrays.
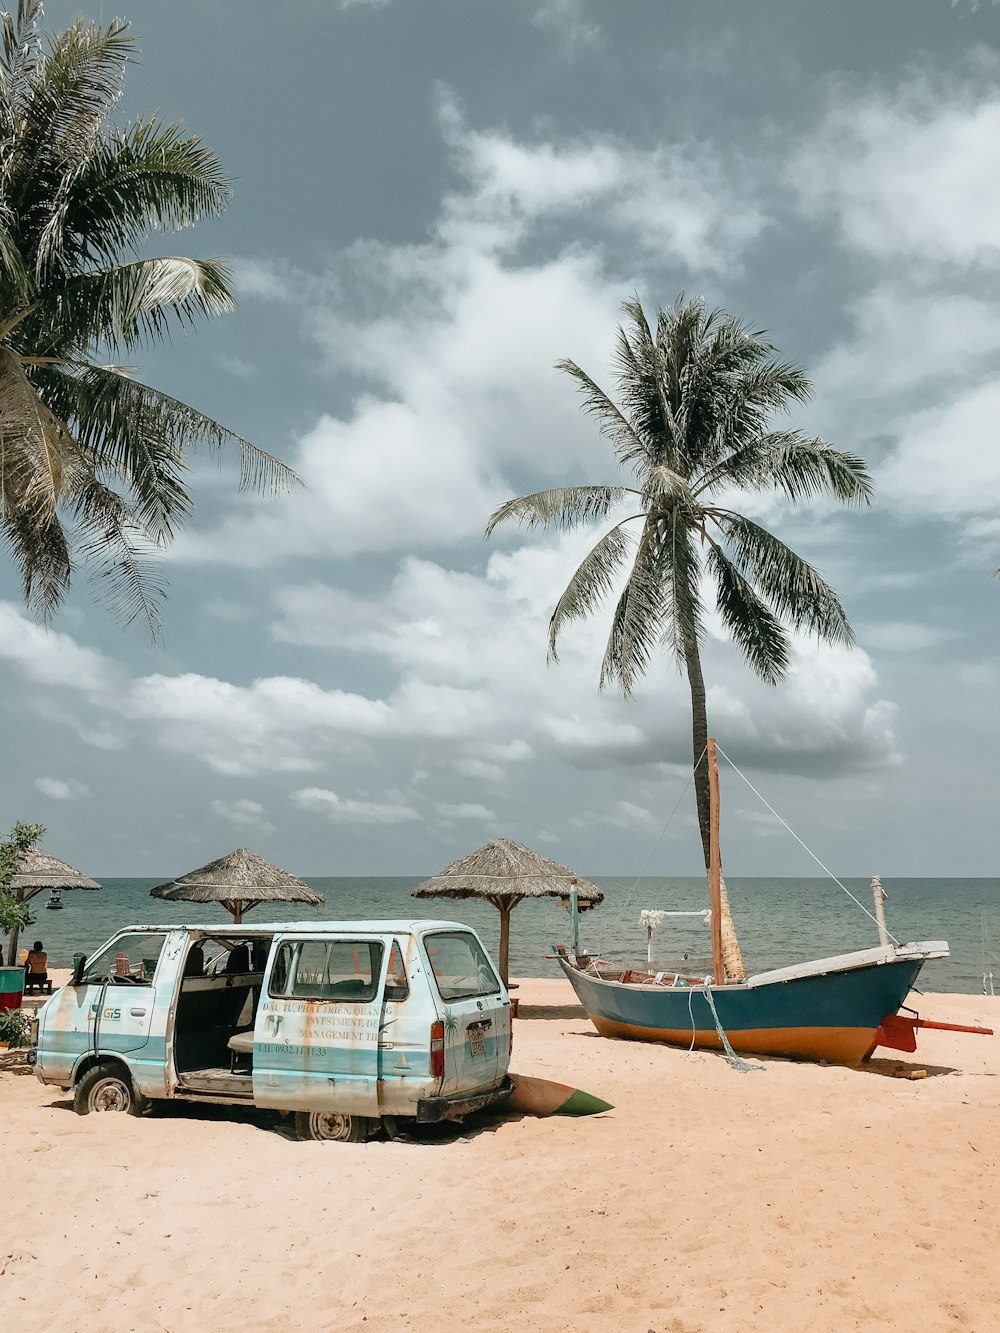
[[430, 1020, 445, 1078]]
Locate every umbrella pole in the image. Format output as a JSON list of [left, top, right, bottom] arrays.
[[232, 900, 243, 926], [6, 886, 34, 969], [497, 902, 512, 987]]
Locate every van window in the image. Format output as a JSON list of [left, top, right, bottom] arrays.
[[81, 933, 167, 986], [269, 939, 384, 1002], [424, 932, 500, 1001], [385, 941, 409, 1003]]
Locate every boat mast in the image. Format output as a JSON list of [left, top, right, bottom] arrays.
[[707, 737, 725, 985]]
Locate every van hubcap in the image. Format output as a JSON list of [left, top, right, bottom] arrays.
[[90, 1077, 130, 1112], [310, 1112, 352, 1140]]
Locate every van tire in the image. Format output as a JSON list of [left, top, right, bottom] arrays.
[[295, 1111, 370, 1143], [74, 1062, 147, 1117]]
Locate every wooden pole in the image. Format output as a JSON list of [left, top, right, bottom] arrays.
[[6, 886, 43, 971], [871, 875, 889, 948], [232, 899, 243, 926], [707, 738, 725, 985], [497, 901, 511, 987]]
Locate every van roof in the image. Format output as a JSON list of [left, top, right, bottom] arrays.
[[118, 919, 476, 936]]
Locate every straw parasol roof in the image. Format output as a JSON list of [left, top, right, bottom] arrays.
[[150, 847, 323, 925], [10, 848, 101, 894], [412, 838, 603, 984], [4, 847, 102, 967]]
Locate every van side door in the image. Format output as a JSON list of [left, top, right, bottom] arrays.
[[251, 934, 389, 1116], [421, 929, 507, 1096]]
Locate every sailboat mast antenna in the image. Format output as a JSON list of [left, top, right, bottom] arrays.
[[707, 737, 725, 985]]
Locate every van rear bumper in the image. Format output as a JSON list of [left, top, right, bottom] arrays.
[[415, 1076, 515, 1124]]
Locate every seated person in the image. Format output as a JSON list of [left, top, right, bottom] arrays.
[[24, 941, 49, 991], [25, 940, 47, 978], [183, 942, 205, 977], [224, 943, 250, 974]]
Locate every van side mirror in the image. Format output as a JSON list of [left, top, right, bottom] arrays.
[[72, 956, 87, 985]]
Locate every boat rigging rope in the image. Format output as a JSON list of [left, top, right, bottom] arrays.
[[685, 983, 765, 1072], [714, 743, 901, 946], [622, 745, 706, 912]]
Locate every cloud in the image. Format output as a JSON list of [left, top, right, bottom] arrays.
[[210, 798, 275, 835], [436, 802, 497, 821], [174, 95, 761, 569], [860, 622, 959, 653], [880, 381, 1000, 520], [796, 76, 1000, 266], [532, 0, 602, 55], [290, 787, 420, 825], [0, 602, 118, 694], [34, 777, 90, 801]]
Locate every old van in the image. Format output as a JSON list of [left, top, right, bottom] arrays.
[[29, 919, 513, 1141]]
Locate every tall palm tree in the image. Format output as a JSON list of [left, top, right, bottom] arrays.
[[487, 296, 872, 977], [0, 2, 297, 634]]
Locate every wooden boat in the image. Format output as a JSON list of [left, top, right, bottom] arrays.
[[557, 739, 958, 1066]]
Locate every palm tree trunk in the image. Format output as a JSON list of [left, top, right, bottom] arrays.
[[683, 637, 746, 981]]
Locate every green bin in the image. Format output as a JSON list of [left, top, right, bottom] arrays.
[[0, 965, 24, 1013]]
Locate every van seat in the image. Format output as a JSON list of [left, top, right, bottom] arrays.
[[227, 1031, 254, 1055]]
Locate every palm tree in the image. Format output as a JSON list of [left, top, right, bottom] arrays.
[[487, 295, 872, 977], [0, 2, 297, 633]]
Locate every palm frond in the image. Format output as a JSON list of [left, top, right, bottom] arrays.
[[485, 484, 632, 537], [548, 521, 635, 661], [38, 118, 231, 274], [2, 500, 72, 617], [699, 431, 872, 506], [714, 513, 855, 645], [29, 256, 234, 353], [73, 475, 166, 637], [54, 363, 300, 500], [600, 520, 667, 695], [707, 544, 790, 684], [555, 357, 644, 465]]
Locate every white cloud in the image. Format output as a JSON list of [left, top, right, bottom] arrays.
[[290, 787, 420, 826], [210, 798, 275, 835], [532, 0, 602, 54], [597, 800, 659, 831], [436, 802, 497, 821], [0, 602, 117, 694], [34, 776, 90, 801], [174, 96, 760, 570], [860, 622, 959, 653], [880, 381, 1000, 519], [797, 79, 1000, 266]]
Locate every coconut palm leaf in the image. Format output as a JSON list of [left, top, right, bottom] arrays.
[[485, 484, 634, 537], [708, 543, 790, 685], [548, 520, 636, 661], [714, 513, 854, 645], [0, 6, 297, 631]]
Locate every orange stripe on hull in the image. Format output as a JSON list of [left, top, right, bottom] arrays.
[[589, 1016, 877, 1064]]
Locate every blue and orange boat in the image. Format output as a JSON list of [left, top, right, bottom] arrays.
[[558, 740, 984, 1066]]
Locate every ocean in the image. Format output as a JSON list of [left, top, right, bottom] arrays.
[[19, 875, 1000, 994]]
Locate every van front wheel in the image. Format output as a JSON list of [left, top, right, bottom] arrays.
[[295, 1110, 370, 1143], [74, 1062, 147, 1117]]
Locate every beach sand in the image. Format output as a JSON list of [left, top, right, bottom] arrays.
[[1, 976, 997, 1332]]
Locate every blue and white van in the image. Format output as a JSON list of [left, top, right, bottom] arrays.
[[30, 919, 513, 1141]]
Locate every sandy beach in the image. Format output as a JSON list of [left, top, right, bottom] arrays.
[[1, 976, 998, 1332]]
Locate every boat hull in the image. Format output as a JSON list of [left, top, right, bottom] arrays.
[[559, 955, 928, 1065]]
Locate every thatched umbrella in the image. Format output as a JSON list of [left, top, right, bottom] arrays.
[[412, 838, 603, 985], [150, 848, 323, 924], [6, 848, 101, 965]]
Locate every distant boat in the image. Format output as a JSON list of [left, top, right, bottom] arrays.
[[45, 890, 63, 911], [558, 739, 964, 1066]]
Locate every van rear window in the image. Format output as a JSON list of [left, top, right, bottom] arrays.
[[424, 932, 500, 1001], [269, 939, 383, 1002]]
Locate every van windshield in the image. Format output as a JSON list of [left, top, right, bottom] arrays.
[[81, 933, 168, 986], [424, 932, 500, 1001]]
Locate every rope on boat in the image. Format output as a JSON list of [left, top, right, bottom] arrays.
[[701, 985, 765, 1074], [622, 745, 706, 912], [714, 743, 901, 945]]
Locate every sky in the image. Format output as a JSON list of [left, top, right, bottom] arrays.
[[2, 0, 1000, 878]]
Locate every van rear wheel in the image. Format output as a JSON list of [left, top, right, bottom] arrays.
[[295, 1110, 370, 1143], [74, 1062, 147, 1117]]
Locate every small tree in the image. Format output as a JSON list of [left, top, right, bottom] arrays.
[[0, 822, 44, 963]]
